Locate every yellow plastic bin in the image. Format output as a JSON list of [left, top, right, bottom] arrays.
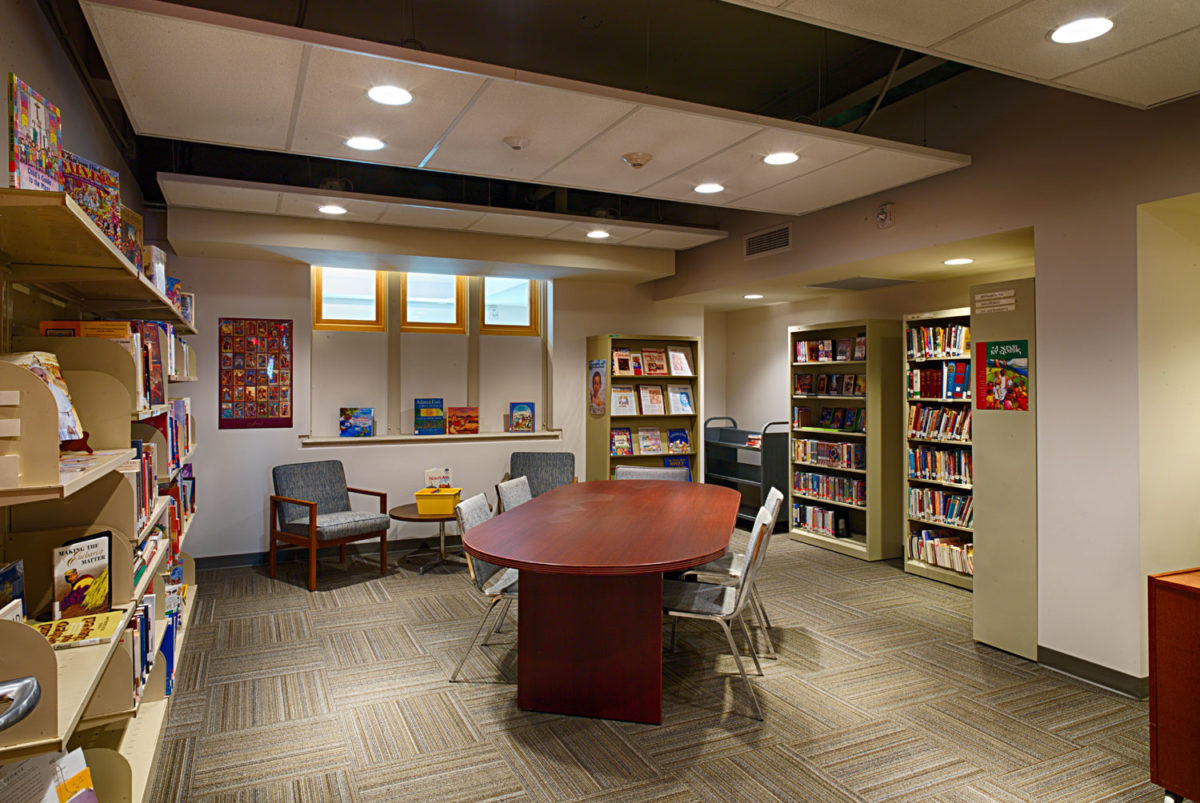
[[414, 487, 462, 516]]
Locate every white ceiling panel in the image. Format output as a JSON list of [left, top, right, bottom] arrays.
[[539, 106, 763, 194], [159, 181, 280, 214], [623, 230, 730, 250], [466, 214, 573, 238], [778, 0, 1020, 48], [545, 222, 652, 245], [276, 193, 385, 223], [426, 80, 637, 179], [377, 204, 486, 230], [734, 148, 964, 215], [83, 3, 302, 148], [290, 47, 489, 166], [1056, 26, 1200, 106]]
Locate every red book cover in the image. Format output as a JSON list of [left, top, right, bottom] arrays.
[[140, 322, 165, 404]]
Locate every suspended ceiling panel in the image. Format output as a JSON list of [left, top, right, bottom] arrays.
[[722, 0, 1200, 109], [82, 0, 969, 217]]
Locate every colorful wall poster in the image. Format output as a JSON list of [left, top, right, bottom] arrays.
[[588, 359, 606, 415], [976, 340, 1029, 411], [218, 318, 293, 429], [7, 73, 61, 190]]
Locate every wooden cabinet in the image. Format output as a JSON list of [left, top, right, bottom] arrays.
[[1149, 568, 1200, 803]]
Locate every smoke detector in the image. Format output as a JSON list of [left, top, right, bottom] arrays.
[[622, 151, 653, 169], [503, 136, 530, 151]]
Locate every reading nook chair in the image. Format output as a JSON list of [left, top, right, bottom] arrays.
[[269, 460, 390, 591], [495, 475, 533, 513], [505, 451, 576, 497]]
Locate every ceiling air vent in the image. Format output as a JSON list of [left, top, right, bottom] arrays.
[[744, 225, 791, 260]]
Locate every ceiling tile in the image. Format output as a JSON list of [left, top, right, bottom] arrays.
[[640, 128, 868, 204], [466, 214, 573, 237], [733, 148, 964, 215], [544, 221, 652, 245], [160, 179, 280, 214], [377, 204, 486, 229], [290, 46, 488, 166], [425, 81, 636, 179], [276, 193, 386, 222], [82, 2, 302, 149], [622, 230, 727, 250], [539, 106, 763, 194], [1057, 26, 1200, 107], [779, 0, 1015, 47]]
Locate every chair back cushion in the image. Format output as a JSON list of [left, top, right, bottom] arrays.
[[613, 465, 690, 481], [272, 460, 351, 524], [764, 486, 784, 523], [733, 502, 781, 615], [496, 476, 533, 512], [455, 493, 506, 591], [509, 451, 574, 496]]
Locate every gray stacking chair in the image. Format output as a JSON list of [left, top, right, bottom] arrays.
[[449, 493, 519, 682], [613, 465, 691, 481], [683, 486, 784, 657], [662, 498, 782, 720], [495, 475, 533, 513], [508, 452, 575, 497]]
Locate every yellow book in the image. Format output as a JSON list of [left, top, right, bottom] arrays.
[[31, 610, 125, 649]]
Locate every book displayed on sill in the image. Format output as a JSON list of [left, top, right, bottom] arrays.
[[612, 348, 633, 376], [638, 427, 662, 454], [414, 397, 445, 435], [30, 610, 125, 650], [447, 406, 479, 434], [339, 407, 374, 437], [52, 531, 112, 620], [642, 347, 669, 376], [663, 455, 692, 480], [508, 402, 535, 432], [667, 428, 690, 454], [610, 427, 633, 456], [611, 384, 637, 416], [667, 346, 694, 376], [638, 385, 666, 415], [667, 384, 694, 415], [424, 467, 453, 488], [7, 73, 63, 191]]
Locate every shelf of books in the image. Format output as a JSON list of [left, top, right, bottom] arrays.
[[584, 334, 700, 481], [788, 319, 901, 560], [902, 308, 974, 590]]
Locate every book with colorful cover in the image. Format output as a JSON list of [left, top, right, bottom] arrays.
[[642, 347, 669, 376], [424, 467, 453, 488], [667, 428, 690, 454], [31, 610, 125, 650], [836, 338, 853, 361], [414, 397, 445, 435], [121, 205, 143, 270], [62, 150, 120, 244], [663, 455, 692, 481], [667, 346, 693, 376], [638, 427, 662, 454], [611, 385, 637, 416], [508, 402, 534, 432], [854, 374, 867, 395], [629, 352, 643, 376], [0, 559, 24, 619], [7, 73, 62, 190], [814, 373, 829, 394], [139, 321, 166, 405], [51, 532, 112, 620], [639, 385, 666, 415], [0, 351, 84, 441], [853, 335, 867, 360], [794, 373, 814, 394], [447, 406, 479, 434], [339, 407, 374, 437], [666, 384, 694, 415], [612, 348, 633, 376], [610, 427, 633, 456]]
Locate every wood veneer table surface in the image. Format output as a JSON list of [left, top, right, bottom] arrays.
[[463, 480, 741, 575]]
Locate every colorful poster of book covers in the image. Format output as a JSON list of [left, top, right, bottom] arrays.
[[975, 339, 1029, 411], [7, 73, 62, 190], [218, 318, 293, 429]]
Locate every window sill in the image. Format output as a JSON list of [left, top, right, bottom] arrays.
[[299, 430, 562, 447]]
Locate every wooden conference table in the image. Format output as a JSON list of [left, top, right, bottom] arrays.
[[462, 480, 741, 724]]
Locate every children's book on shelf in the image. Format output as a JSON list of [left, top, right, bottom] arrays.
[[447, 406, 479, 434], [666, 384, 694, 415], [612, 348, 633, 376], [817, 408, 833, 427], [62, 149, 120, 244], [0, 559, 24, 618], [424, 467, 453, 488], [667, 346, 694, 376], [638, 427, 662, 454], [31, 610, 125, 650], [642, 347, 669, 375], [7, 73, 62, 191], [638, 385, 666, 415], [610, 427, 633, 456], [830, 408, 845, 429], [835, 338, 852, 361], [815, 373, 829, 394], [414, 397, 445, 435], [629, 352, 643, 376], [508, 402, 535, 432], [828, 374, 842, 395], [817, 339, 834, 361], [853, 334, 867, 360], [611, 384, 637, 415], [0, 350, 84, 441], [339, 407, 374, 437], [667, 428, 691, 454], [791, 406, 811, 428], [663, 455, 692, 480], [121, 204, 144, 270], [853, 374, 867, 395], [139, 321, 166, 404], [52, 531, 112, 620], [794, 373, 813, 394]]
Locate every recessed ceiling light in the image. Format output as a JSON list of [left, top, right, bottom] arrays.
[[317, 204, 347, 215], [367, 85, 413, 106], [763, 152, 799, 166], [1050, 17, 1113, 44], [694, 182, 724, 194], [744, 294, 764, 300], [943, 258, 974, 265], [586, 230, 610, 239], [345, 136, 385, 151]]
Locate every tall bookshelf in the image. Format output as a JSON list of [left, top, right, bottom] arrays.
[[0, 189, 199, 802], [585, 334, 701, 482], [788, 319, 901, 561], [902, 308, 974, 590]]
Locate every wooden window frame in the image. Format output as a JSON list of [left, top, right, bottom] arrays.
[[399, 273, 467, 334], [312, 267, 387, 333], [479, 277, 541, 337]]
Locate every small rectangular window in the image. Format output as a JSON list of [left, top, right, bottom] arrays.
[[401, 273, 466, 334], [481, 277, 539, 336], [313, 267, 386, 332]]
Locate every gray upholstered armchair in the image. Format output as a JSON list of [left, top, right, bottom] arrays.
[[507, 451, 575, 497], [269, 460, 390, 590]]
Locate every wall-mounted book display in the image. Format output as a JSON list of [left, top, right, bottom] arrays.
[[217, 318, 292, 430]]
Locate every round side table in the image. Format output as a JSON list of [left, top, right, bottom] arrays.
[[388, 503, 466, 574]]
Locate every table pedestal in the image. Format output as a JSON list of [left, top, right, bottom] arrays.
[[518, 571, 662, 724]]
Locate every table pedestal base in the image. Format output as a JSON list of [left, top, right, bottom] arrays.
[[518, 572, 662, 724]]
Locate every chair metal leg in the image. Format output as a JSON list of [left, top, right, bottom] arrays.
[[750, 592, 776, 659], [380, 533, 388, 575], [488, 597, 512, 640], [449, 597, 502, 682], [752, 585, 773, 630], [736, 613, 764, 677], [716, 618, 763, 721]]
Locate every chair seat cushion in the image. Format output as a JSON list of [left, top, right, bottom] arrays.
[[685, 550, 744, 579], [482, 567, 519, 595], [663, 578, 736, 617], [282, 511, 391, 540]]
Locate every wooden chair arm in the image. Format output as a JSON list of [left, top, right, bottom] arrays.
[[271, 494, 317, 509], [347, 487, 388, 513], [270, 495, 317, 534]]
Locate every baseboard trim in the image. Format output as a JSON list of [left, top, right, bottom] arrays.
[[195, 536, 464, 571], [1038, 646, 1148, 699]]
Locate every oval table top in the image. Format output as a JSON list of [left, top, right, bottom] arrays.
[[463, 480, 741, 575]]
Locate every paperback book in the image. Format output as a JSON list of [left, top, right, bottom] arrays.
[[62, 150, 120, 244], [638, 385, 666, 415], [447, 406, 479, 434], [31, 610, 125, 650], [53, 532, 112, 620], [663, 455, 691, 481], [611, 385, 638, 416], [667, 346, 694, 376], [612, 348, 633, 376], [853, 335, 867, 360], [666, 384, 694, 415], [629, 352, 643, 376], [667, 428, 691, 454], [610, 427, 633, 456], [794, 373, 814, 394], [638, 427, 662, 454], [0, 351, 84, 441], [414, 397, 445, 435], [508, 402, 535, 432], [642, 347, 669, 376], [339, 407, 374, 437], [7, 73, 62, 190], [835, 338, 852, 361]]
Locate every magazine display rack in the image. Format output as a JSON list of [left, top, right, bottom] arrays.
[[787, 319, 902, 560], [584, 334, 702, 481]]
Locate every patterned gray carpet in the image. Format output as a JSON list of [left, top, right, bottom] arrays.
[[149, 534, 1159, 802]]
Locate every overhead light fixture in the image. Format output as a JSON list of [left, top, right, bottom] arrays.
[[744, 294, 764, 300], [345, 136, 385, 151], [694, 182, 724, 194], [367, 85, 413, 106], [586, 230, 610, 240], [317, 204, 347, 215], [1050, 17, 1113, 43], [943, 258, 974, 265], [763, 152, 799, 166], [622, 152, 653, 169]]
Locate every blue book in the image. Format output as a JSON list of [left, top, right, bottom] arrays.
[[0, 559, 25, 618], [508, 402, 535, 432], [663, 455, 692, 481], [414, 397, 445, 435], [339, 407, 374, 437]]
